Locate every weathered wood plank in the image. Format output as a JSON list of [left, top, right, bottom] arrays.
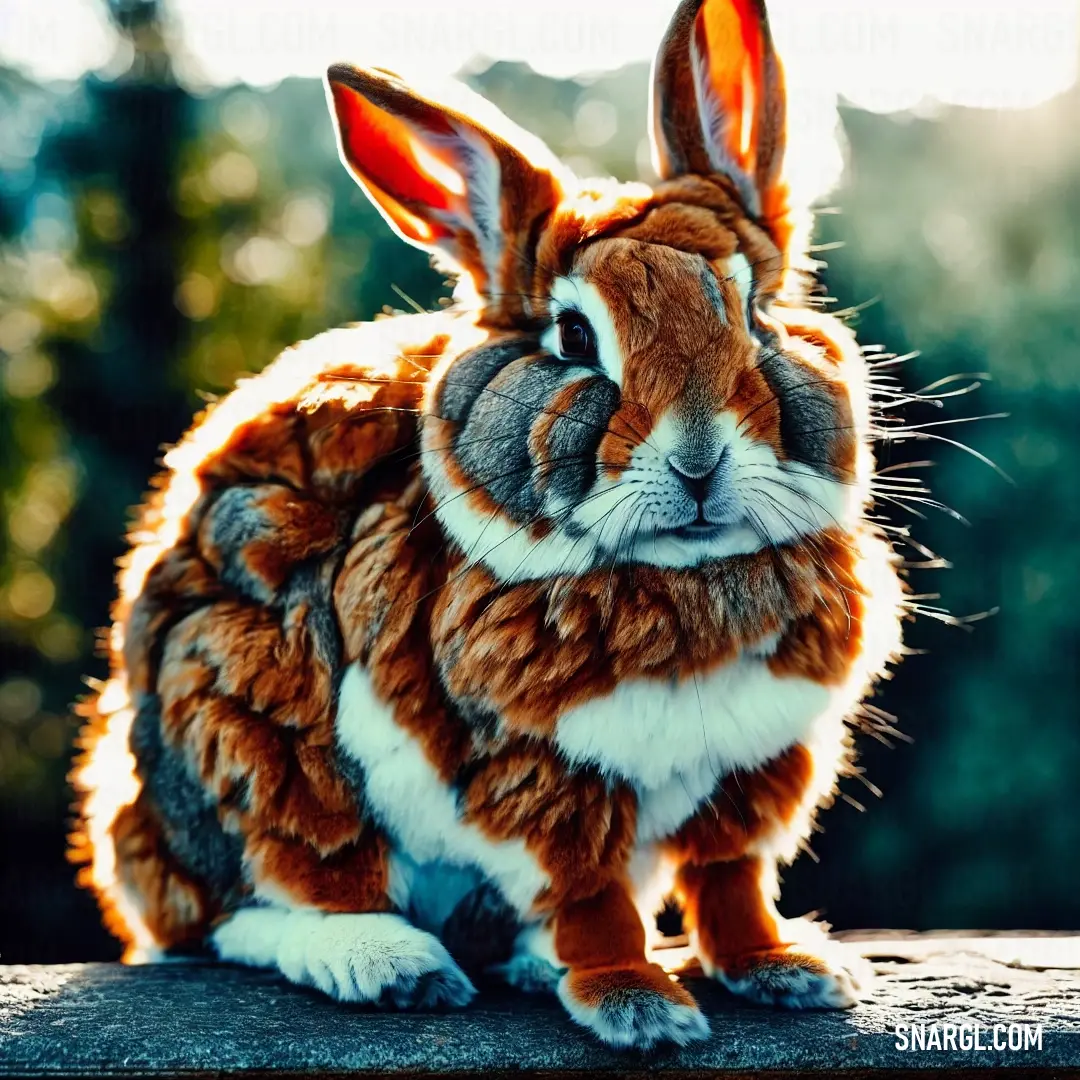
[[2, 935, 1078, 1077]]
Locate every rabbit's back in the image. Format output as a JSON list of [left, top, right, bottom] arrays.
[[71, 311, 472, 957]]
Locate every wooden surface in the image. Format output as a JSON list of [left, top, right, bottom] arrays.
[[2, 934, 1079, 1077]]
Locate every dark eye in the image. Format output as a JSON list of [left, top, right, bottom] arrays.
[[556, 311, 596, 361]]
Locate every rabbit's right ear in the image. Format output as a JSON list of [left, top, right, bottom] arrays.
[[650, 0, 788, 241], [326, 65, 565, 314]]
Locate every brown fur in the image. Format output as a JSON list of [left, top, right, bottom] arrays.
[[111, 791, 213, 949], [677, 857, 783, 963], [431, 534, 856, 738], [556, 878, 695, 1016], [459, 742, 637, 909], [72, 325, 452, 948], [245, 829, 390, 913], [75, 308, 868, 953], [666, 744, 814, 867], [526, 193, 848, 477]]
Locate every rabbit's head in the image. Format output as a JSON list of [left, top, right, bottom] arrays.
[[327, 0, 870, 580]]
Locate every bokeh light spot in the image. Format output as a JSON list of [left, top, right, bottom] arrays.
[[574, 97, 618, 148], [280, 192, 331, 247], [207, 151, 259, 201], [220, 92, 271, 146], [175, 272, 219, 320], [2, 352, 56, 399], [0, 678, 44, 725], [5, 568, 57, 620]]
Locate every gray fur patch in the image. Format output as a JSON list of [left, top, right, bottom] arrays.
[[201, 486, 279, 602], [281, 559, 341, 671], [436, 339, 533, 423], [455, 358, 567, 522], [432, 337, 620, 528], [756, 346, 841, 472], [129, 693, 244, 903], [544, 377, 620, 503], [698, 258, 729, 325], [441, 881, 519, 975]]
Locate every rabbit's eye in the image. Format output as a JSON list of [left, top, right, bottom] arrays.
[[556, 311, 597, 361]]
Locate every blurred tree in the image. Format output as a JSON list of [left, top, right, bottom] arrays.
[[1, 0, 197, 961], [793, 90, 1080, 931]]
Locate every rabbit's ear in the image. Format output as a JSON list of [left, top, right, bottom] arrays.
[[650, 0, 787, 231], [326, 64, 564, 305]]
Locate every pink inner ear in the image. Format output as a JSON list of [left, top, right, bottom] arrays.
[[330, 81, 455, 219], [696, 0, 766, 173]]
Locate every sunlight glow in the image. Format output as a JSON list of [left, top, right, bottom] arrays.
[[740, 60, 755, 161], [3, 0, 1074, 207], [776, 0, 1079, 113], [410, 138, 467, 196], [0, 0, 114, 83], [3, 0, 1076, 116], [72, 696, 158, 962], [2, 0, 1075, 212]]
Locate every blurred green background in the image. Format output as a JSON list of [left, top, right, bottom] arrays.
[[1, 1, 1078, 963]]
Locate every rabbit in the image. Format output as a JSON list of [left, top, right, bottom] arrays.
[[71, 0, 906, 1052]]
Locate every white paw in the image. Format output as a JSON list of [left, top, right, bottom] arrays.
[[211, 904, 281, 968], [558, 967, 710, 1051], [714, 943, 867, 1010], [213, 908, 476, 1008]]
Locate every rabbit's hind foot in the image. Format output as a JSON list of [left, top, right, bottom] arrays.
[[558, 962, 709, 1051], [709, 942, 866, 1010]]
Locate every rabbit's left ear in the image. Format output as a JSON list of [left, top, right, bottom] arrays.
[[650, 0, 787, 237], [326, 64, 564, 311]]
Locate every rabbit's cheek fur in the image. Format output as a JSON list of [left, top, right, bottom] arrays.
[[420, 336, 626, 581]]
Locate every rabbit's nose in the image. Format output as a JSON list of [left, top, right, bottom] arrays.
[[669, 448, 725, 504]]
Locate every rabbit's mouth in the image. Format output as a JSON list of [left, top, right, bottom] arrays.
[[668, 521, 733, 542]]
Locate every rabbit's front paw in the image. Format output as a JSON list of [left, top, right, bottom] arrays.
[[710, 944, 866, 1010], [558, 962, 709, 1051], [214, 908, 476, 1008]]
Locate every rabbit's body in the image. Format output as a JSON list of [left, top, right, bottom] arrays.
[[75, 0, 906, 1050]]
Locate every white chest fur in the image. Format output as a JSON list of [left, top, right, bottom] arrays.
[[554, 658, 830, 842], [336, 665, 549, 915]]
